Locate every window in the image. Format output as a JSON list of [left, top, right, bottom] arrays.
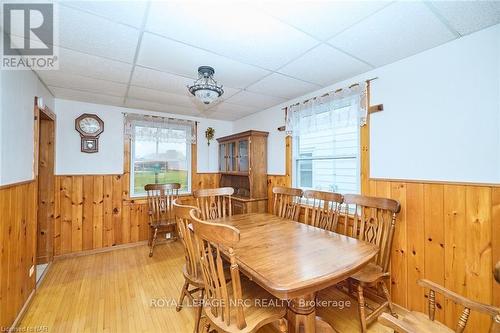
[[126, 114, 194, 197], [289, 87, 365, 195]]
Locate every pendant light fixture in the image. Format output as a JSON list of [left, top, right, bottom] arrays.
[[187, 66, 224, 104]]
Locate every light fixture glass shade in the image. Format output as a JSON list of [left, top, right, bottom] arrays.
[[195, 89, 220, 104], [188, 66, 224, 104]]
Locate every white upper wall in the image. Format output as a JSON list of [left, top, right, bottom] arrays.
[[0, 70, 54, 186], [2, 24, 499, 185], [54, 99, 233, 175], [234, 24, 500, 183]]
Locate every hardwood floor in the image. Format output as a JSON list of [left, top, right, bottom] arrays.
[[19, 242, 393, 333]]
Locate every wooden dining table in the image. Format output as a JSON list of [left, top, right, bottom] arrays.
[[210, 212, 379, 333]]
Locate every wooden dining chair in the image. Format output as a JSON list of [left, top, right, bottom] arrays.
[[193, 187, 234, 220], [378, 279, 500, 333], [145, 183, 180, 257], [172, 198, 205, 333], [303, 190, 343, 232], [189, 209, 287, 333], [339, 194, 400, 333], [272, 186, 303, 221]]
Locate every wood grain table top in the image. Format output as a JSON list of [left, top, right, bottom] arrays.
[[211, 213, 379, 299]]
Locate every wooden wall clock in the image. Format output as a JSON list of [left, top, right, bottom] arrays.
[[75, 113, 104, 153]]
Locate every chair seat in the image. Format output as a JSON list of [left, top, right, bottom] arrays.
[[396, 310, 453, 333], [150, 218, 176, 228], [182, 264, 204, 287], [204, 277, 286, 333], [349, 263, 388, 284]]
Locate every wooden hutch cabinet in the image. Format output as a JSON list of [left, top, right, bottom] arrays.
[[217, 130, 268, 214]]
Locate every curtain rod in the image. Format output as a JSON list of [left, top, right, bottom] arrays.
[[287, 77, 378, 108]]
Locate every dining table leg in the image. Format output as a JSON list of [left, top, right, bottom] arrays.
[[286, 293, 337, 333], [287, 293, 317, 333]]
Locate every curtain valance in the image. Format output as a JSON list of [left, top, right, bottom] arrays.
[[285, 82, 367, 137], [124, 113, 197, 144]]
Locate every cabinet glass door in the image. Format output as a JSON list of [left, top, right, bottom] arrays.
[[238, 139, 249, 172], [219, 143, 226, 171], [228, 142, 237, 172]]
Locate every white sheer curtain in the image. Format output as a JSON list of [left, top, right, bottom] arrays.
[[285, 83, 367, 137], [124, 113, 196, 144]]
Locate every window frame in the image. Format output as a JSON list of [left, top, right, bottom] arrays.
[[129, 122, 192, 198]]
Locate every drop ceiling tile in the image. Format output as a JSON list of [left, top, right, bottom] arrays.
[[257, 1, 391, 40], [246, 73, 321, 99], [225, 91, 287, 110], [137, 33, 270, 89], [208, 102, 259, 116], [204, 104, 257, 121], [52, 47, 133, 83], [146, 2, 319, 70], [328, 1, 456, 67], [59, 0, 148, 28], [50, 86, 124, 105], [125, 98, 201, 116], [204, 112, 244, 121], [429, 1, 500, 35], [279, 44, 372, 86], [131, 66, 193, 94], [127, 85, 203, 109], [57, 5, 140, 62], [38, 71, 127, 96]]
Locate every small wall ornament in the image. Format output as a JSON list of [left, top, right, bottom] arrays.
[[205, 127, 215, 146]]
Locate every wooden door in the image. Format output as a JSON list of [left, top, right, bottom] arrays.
[[37, 111, 55, 264]]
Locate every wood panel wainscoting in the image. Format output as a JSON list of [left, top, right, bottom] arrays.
[[366, 179, 499, 333], [52, 172, 219, 256], [0, 181, 38, 330]]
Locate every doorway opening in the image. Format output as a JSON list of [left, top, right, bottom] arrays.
[[35, 97, 56, 283]]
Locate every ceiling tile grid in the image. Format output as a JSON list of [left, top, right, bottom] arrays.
[[145, 2, 320, 71], [57, 4, 141, 63], [50, 86, 125, 106], [136, 33, 271, 89], [278, 44, 373, 86], [257, 1, 392, 41], [39, 71, 128, 97], [246, 73, 321, 99], [328, 1, 457, 67], [428, 0, 500, 36], [33, 1, 500, 121]]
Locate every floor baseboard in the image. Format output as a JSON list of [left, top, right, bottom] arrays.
[[9, 289, 35, 332], [53, 240, 150, 261]]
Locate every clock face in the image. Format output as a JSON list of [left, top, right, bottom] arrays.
[[79, 117, 101, 134]]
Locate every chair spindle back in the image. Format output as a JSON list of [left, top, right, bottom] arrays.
[[379, 279, 500, 333], [272, 186, 303, 221], [194, 187, 234, 220], [303, 190, 343, 232], [145, 183, 180, 225], [173, 198, 200, 279], [341, 194, 400, 272], [189, 210, 247, 330]]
